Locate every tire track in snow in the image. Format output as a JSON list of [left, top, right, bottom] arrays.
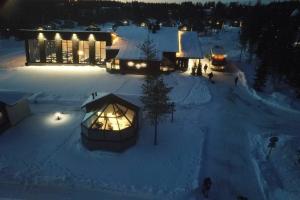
[[177, 77, 199, 104]]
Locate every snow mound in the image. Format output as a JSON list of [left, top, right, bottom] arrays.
[[249, 132, 300, 200], [237, 71, 300, 113], [182, 78, 211, 105]]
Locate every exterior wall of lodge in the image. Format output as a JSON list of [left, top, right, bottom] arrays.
[[0, 102, 10, 133], [21, 30, 112, 66]]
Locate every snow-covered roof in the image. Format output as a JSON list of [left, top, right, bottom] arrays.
[[291, 9, 300, 17], [0, 90, 29, 106], [81, 92, 142, 108], [109, 25, 179, 60], [212, 45, 226, 55], [177, 31, 203, 58]]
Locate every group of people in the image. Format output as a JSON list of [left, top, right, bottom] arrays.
[[201, 177, 248, 199], [191, 62, 241, 86], [191, 63, 207, 76]]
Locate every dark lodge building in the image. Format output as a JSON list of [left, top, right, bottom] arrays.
[[21, 25, 203, 74]]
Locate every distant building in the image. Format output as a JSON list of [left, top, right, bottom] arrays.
[[0, 90, 31, 133], [20, 25, 203, 74]]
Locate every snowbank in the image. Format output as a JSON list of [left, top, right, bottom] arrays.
[[248, 132, 300, 200]]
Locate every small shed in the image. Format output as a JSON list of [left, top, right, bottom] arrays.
[[81, 93, 141, 152], [0, 90, 31, 133]]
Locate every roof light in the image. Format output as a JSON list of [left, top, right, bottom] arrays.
[[72, 33, 78, 40], [55, 33, 61, 40], [89, 34, 95, 41]]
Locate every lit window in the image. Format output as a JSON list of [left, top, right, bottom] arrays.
[[83, 103, 135, 131], [127, 61, 134, 67], [136, 63, 141, 69]]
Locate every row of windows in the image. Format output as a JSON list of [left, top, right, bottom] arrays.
[[28, 39, 106, 64]]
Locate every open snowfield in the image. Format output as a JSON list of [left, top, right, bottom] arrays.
[[1, 26, 300, 199], [0, 103, 206, 199]]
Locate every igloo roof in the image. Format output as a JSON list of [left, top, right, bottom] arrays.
[[82, 102, 135, 131]]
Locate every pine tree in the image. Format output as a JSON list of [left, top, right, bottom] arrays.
[[140, 77, 173, 145], [138, 34, 158, 75], [253, 61, 268, 91], [196, 62, 202, 76]]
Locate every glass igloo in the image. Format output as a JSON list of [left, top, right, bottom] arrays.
[[81, 94, 140, 152], [83, 103, 135, 131]]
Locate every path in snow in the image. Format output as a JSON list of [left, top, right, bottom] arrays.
[[188, 71, 300, 200]]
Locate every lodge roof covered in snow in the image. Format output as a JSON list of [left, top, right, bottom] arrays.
[[177, 31, 203, 58], [109, 25, 179, 60], [109, 25, 203, 60], [211, 45, 226, 55], [0, 90, 30, 106]]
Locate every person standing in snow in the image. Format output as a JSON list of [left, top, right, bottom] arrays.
[[234, 76, 239, 86], [201, 177, 212, 198], [208, 72, 214, 83], [196, 63, 202, 76], [204, 64, 208, 74], [191, 63, 197, 76], [237, 195, 248, 200]]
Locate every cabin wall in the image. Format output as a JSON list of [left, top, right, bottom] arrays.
[[23, 30, 111, 66], [6, 99, 31, 126], [0, 103, 10, 133], [119, 59, 160, 74], [162, 52, 176, 66], [176, 58, 189, 71]]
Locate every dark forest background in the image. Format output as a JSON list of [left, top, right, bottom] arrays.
[[0, 0, 300, 95]]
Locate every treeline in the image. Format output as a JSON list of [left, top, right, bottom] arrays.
[[240, 1, 300, 94], [0, 0, 246, 30]]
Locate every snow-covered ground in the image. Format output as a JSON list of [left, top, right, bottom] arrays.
[[0, 26, 300, 199]]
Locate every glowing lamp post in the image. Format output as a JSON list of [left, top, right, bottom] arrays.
[[55, 112, 62, 121]]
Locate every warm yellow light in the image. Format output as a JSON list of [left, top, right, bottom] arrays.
[[182, 26, 187, 31], [127, 61, 134, 67], [141, 63, 147, 67], [55, 112, 62, 120], [141, 22, 146, 27], [72, 33, 78, 40], [177, 31, 183, 57], [212, 54, 225, 60], [136, 63, 141, 69], [78, 50, 83, 56], [38, 33, 45, 40], [89, 34, 95, 41], [55, 33, 61, 40]]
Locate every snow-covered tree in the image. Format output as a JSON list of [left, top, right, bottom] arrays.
[[138, 34, 158, 75], [140, 77, 173, 145]]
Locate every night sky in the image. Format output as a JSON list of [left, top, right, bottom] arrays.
[[124, 0, 273, 3], [1, 0, 275, 4]]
